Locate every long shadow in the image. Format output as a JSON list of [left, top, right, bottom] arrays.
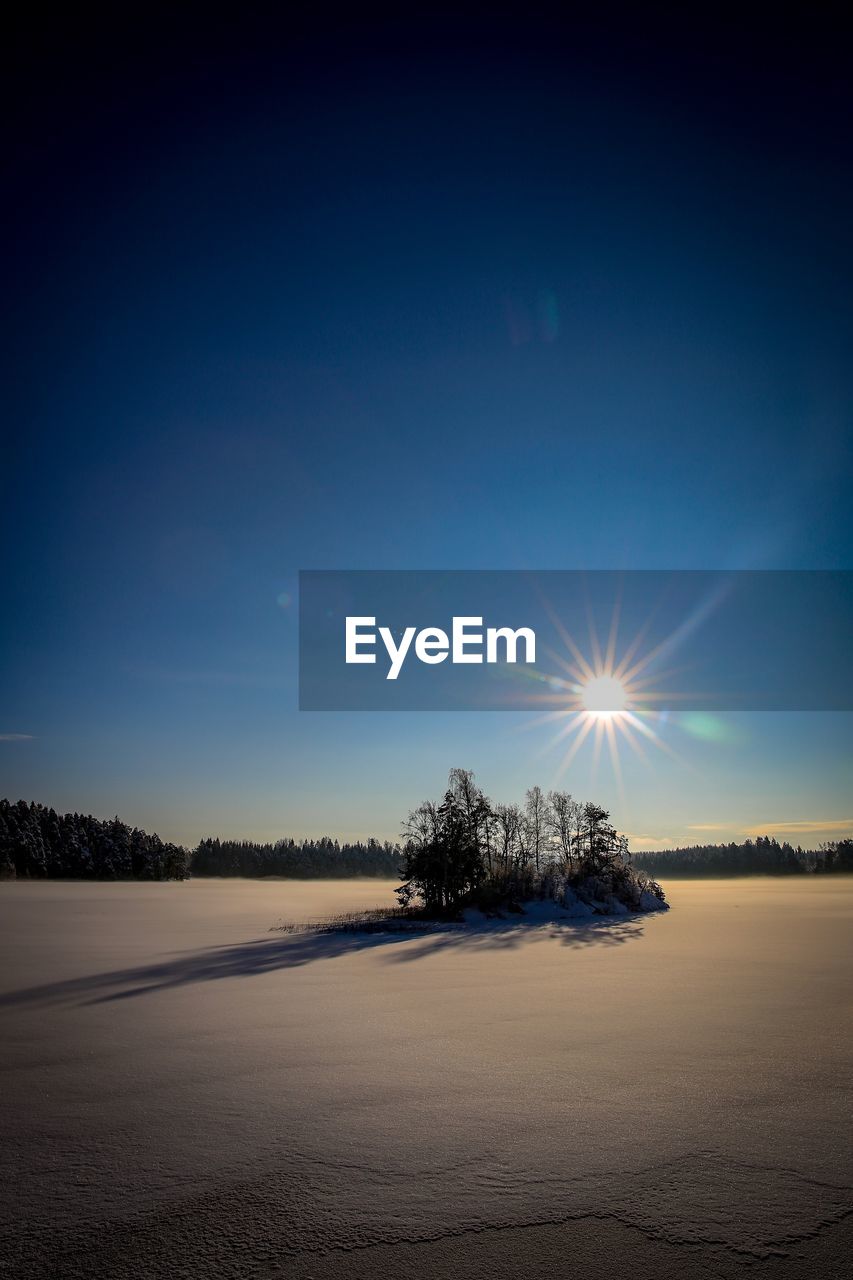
[[0, 916, 648, 1008]]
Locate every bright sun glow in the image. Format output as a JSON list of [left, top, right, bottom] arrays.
[[581, 674, 628, 716], [520, 586, 701, 791]]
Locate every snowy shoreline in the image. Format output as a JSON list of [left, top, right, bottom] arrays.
[[275, 887, 668, 939]]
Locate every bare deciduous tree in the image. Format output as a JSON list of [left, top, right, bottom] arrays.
[[524, 784, 547, 874], [546, 790, 581, 873]]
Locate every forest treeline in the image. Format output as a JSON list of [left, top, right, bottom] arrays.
[[4, 794, 850, 884], [191, 837, 400, 878], [0, 799, 399, 881], [0, 799, 190, 880], [633, 836, 853, 877]]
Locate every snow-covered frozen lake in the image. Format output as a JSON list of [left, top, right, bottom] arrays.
[[1, 877, 851, 1278]]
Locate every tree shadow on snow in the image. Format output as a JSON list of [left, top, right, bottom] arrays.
[[0, 915, 649, 1008]]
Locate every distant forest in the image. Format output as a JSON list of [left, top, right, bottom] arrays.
[[633, 836, 853, 877], [0, 799, 399, 881], [2, 797, 851, 882], [4, 781, 656, 892], [191, 837, 400, 878], [0, 799, 190, 881]]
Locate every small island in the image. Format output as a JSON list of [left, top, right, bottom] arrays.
[[392, 768, 667, 922]]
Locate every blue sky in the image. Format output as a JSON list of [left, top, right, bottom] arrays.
[[3, 12, 852, 847]]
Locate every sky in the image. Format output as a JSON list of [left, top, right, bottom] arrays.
[[3, 8, 852, 848]]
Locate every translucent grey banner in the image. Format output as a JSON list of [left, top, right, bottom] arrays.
[[298, 570, 853, 711]]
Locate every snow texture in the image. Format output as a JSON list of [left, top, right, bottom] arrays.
[[0, 878, 849, 1279]]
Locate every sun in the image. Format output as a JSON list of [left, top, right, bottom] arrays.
[[517, 583, 705, 789], [518, 600, 682, 788], [581, 674, 628, 717]]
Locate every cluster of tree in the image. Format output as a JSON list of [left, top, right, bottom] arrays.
[[0, 799, 190, 880], [397, 768, 663, 915], [191, 836, 400, 878], [633, 836, 853, 877]]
